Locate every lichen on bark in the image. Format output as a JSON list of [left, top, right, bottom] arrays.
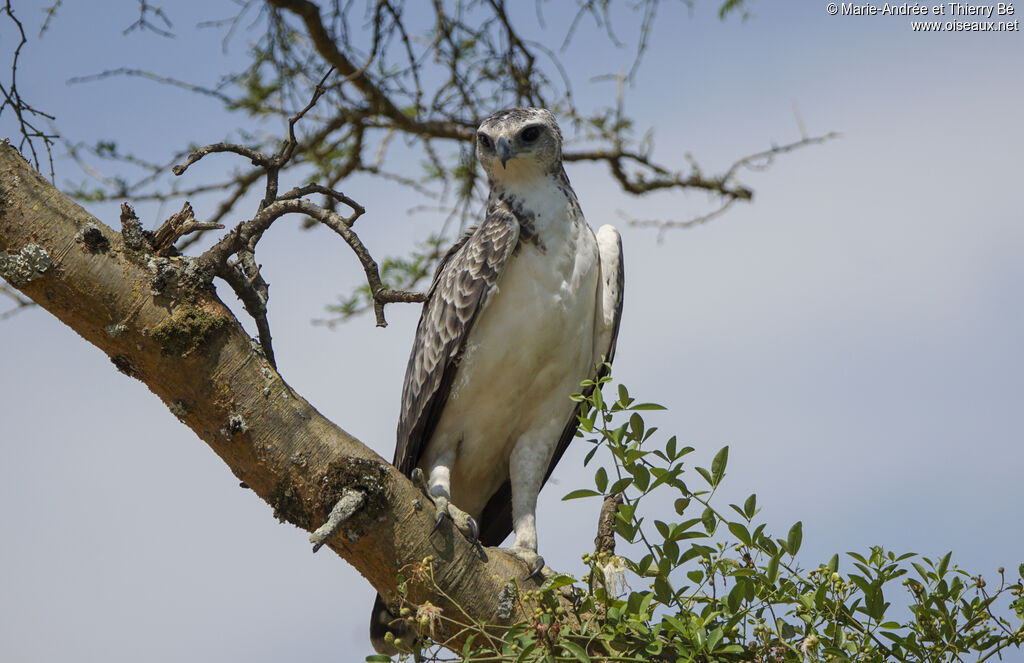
[[0, 243, 52, 287], [150, 303, 230, 357], [271, 475, 311, 529]]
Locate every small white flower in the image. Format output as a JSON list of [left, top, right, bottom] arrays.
[[602, 556, 630, 597]]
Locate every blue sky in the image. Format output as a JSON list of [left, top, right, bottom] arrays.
[[2, 1, 1022, 661]]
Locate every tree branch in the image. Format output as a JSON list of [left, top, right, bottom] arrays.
[[0, 139, 551, 653], [266, 0, 474, 140]]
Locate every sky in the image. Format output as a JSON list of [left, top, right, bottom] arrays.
[[1, 1, 1022, 661]]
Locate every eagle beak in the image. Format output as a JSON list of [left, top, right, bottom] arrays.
[[496, 136, 513, 169]]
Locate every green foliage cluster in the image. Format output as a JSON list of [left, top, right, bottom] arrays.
[[374, 375, 1023, 662]]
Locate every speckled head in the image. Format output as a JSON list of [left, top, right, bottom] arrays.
[[476, 108, 563, 182]]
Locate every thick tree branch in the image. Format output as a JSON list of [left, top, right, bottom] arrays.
[[0, 140, 553, 652]]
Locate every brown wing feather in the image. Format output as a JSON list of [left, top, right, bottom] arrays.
[[393, 209, 520, 476], [477, 227, 624, 547]]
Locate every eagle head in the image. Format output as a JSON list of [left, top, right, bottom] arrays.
[[476, 107, 563, 182]]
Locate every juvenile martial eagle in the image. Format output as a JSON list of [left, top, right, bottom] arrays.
[[371, 107, 624, 652]]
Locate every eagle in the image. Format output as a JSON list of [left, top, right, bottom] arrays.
[[371, 107, 624, 653]]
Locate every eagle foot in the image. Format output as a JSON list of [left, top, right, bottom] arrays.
[[500, 547, 548, 581], [425, 493, 479, 544], [409, 469, 479, 543]]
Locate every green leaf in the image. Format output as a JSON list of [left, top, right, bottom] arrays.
[[560, 641, 591, 663], [695, 466, 713, 486], [365, 657, 391, 662], [595, 466, 608, 493], [706, 626, 724, 651], [654, 575, 674, 604], [726, 581, 744, 612], [674, 498, 690, 515], [937, 551, 952, 577], [514, 640, 538, 663], [632, 464, 650, 491], [628, 402, 666, 411], [541, 574, 576, 592], [787, 521, 803, 556], [662, 539, 679, 564], [711, 446, 729, 486], [609, 477, 632, 494], [701, 507, 717, 534], [617, 383, 631, 407], [628, 412, 644, 438], [563, 489, 601, 500], [728, 521, 752, 546], [743, 493, 757, 519], [687, 569, 704, 583], [665, 435, 677, 459], [766, 553, 780, 583]]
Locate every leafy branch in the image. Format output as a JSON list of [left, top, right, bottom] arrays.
[[382, 374, 1024, 662]]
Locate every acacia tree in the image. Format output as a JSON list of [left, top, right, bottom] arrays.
[[6, 2, 1019, 661]]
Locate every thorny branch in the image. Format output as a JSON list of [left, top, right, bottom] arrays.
[[1, 1, 57, 179], [122, 0, 175, 38], [625, 131, 842, 240]]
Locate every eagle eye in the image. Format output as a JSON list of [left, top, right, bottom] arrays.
[[477, 133, 493, 150], [520, 125, 542, 143]]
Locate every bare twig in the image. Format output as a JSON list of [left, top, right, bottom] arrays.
[[1, 1, 57, 179], [266, 0, 475, 141], [219, 260, 277, 368], [723, 132, 842, 181], [200, 196, 418, 328], [122, 0, 174, 38], [67, 68, 233, 105], [0, 283, 35, 320], [623, 131, 841, 236], [625, 198, 739, 242], [150, 202, 224, 255], [172, 143, 272, 176]]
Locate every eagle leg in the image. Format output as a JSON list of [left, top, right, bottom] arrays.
[[410, 468, 479, 544]]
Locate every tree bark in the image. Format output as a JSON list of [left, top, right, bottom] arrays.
[[0, 139, 542, 651]]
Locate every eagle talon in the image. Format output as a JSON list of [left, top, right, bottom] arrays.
[[432, 510, 448, 534], [426, 493, 478, 543], [526, 557, 546, 581], [501, 547, 548, 581], [410, 468, 431, 497]]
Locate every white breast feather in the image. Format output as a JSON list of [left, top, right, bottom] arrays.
[[419, 173, 602, 518]]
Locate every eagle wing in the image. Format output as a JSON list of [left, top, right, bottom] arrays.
[[393, 208, 520, 476], [477, 224, 624, 546]]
